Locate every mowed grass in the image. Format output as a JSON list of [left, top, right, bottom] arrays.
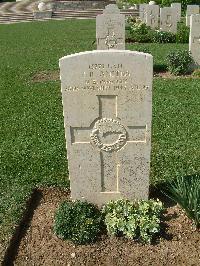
[[0, 19, 200, 252], [127, 43, 188, 70], [0, 19, 96, 252]]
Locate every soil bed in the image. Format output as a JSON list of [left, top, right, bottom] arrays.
[[32, 70, 60, 83], [154, 71, 200, 79], [13, 188, 200, 266]]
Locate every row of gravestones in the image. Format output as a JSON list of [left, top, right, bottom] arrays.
[[139, 4, 200, 65], [96, 5, 200, 68], [59, 4, 200, 207], [139, 3, 200, 33]]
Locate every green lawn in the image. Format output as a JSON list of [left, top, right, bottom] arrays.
[[0, 19, 200, 256], [127, 43, 188, 70]]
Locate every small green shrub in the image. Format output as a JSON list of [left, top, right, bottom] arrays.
[[129, 32, 154, 43], [176, 23, 190, 43], [131, 20, 152, 34], [152, 30, 176, 43], [166, 50, 194, 75], [129, 21, 154, 43], [54, 200, 103, 244], [164, 175, 200, 229], [126, 16, 189, 44], [126, 15, 137, 26], [102, 199, 163, 244]]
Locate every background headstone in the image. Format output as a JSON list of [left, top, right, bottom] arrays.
[[139, 4, 147, 22], [38, 2, 46, 12], [160, 7, 177, 33], [60, 50, 153, 206], [171, 3, 182, 22], [186, 5, 199, 27], [189, 14, 200, 65], [145, 4, 159, 29], [96, 4, 125, 50]]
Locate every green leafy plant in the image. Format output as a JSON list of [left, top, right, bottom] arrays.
[[102, 199, 163, 244], [166, 50, 194, 75], [54, 200, 103, 244], [152, 30, 176, 43], [176, 23, 190, 43], [164, 175, 200, 229], [130, 20, 150, 34], [129, 21, 155, 43]]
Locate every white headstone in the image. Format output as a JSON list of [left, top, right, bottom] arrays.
[[186, 5, 199, 27], [60, 50, 153, 206], [171, 3, 182, 22], [145, 5, 159, 29], [160, 7, 177, 33], [189, 14, 200, 65], [96, 4, 125, 50], [139, 4, 147, 22], [38, 2, 46, 12]]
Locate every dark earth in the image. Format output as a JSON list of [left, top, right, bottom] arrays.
[[9, 188, 200, 266], [32, 70, 60, 83]]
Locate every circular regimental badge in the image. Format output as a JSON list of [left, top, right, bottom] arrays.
[[90, 118, 127, 152], [105, 32, 117, 49]]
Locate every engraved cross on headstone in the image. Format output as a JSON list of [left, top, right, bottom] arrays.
[[166, 15, 173, 27], [97, 25, 123, 49], [71, 95, 147, 192], [150, 11, 155, 24]]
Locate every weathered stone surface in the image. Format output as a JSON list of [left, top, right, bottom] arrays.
[[60, 50, 153, 206], [145, 4, 159, 29], [160, 7, 177, 33], [139, 4, 147, 22], [171, 3, 182, 22], [186, 5, 199, 27], [96, 4, 125, 50], [52, 1, 115, 11], [33, 11, 52, 19], [189, 14, 200, 65]]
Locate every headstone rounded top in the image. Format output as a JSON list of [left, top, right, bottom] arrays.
[[38, 2, 46, 12], [104, 4, 120, 14], [149, 1, 156, 5]]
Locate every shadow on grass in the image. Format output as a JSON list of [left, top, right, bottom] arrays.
[[149, 181, 175, 208], [2, 190, 43, 266], [153, 64, 167, 73], [149, 182, 175, 245]]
